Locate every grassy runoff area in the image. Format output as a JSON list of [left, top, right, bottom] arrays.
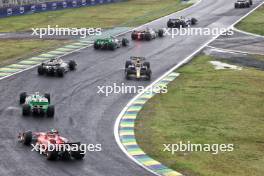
[[0, 39, 70, 67], [0, 0, 190, 32], [135, 55, 264, 176], [0, 0, 190, 67], [236, 4, 264, 35]]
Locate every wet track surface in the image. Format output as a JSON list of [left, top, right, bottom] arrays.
[[0, 0, 263, 175]]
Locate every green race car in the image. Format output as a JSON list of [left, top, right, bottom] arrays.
[[94, 37, 129, 50], [19, 92, 55, 117]]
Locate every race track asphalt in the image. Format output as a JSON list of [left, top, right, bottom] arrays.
[[0, 0, 263, 175]]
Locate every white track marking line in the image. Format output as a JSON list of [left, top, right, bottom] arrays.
[[233, 27, 264, 39], [114, 1, 264, 176], [207, 45, 264, 55]]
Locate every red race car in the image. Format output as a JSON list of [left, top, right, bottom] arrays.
[[18, 129, 85, 160], [131, 28, 164, 41]]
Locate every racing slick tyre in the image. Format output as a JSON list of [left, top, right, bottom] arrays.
[[57, 67, 64, 77], [20, 92, 27, 104], [22, 104, 31, 116], [109, 43, 116, 51], [122, 38, 129, 47], [69, 60, 76, 71], [71, 147, 85, 160], [61, 151, 71, 160], [22, 131, 32, 145], [39, 108, 45, 117], [191, 18, 198, 25], [181, 22, 187, 28], [143, 62, 150, 69], [145, 33, 152, 41], [94, 43, 100, 49], [125, 60, 132, 68], [44, 93, 50, 103], [146, 70, 151, 81], [47, 105, 55, 118], [235, 4, 238, 8], [158, 29, 164, 37], [38, 65, 45, 75], [47, 150, 58, 161], [249, 0, 253, 5], [167, 21, 173, 28], [246, 3, 250, 7], [131, 32, 137, 40], [125, 70, 131, 80]]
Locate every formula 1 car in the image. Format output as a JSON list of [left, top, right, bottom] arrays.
[[167, 16, 198, 28], [38, 58, 76, 77], [19, 92, 55, 117], [94, 37, 129, 50], [125, 56, 151, 80], [234, 0, 253, 8], [131, 28, 164, 41], [18, 129, 85, 160]]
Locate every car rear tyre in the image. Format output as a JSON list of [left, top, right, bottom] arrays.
[[22, 104, 31, 116], [20, 92, 27, 104], [71, 150, 85, 160], [94, 43, 100, 49], [61, 151, 71, 160], [143, 62, 150, 69], [131, 32, 137, 40], [69, 60, 76, 71], [158, 29, 164, 37], [125, 61, 132, 68], [22, 131, 32, 145], [47, 105, 55, 118], [145, 33, 152, 41], [167, 21, 173, 28], [38, 65, 45, 75], [47, 150, 58, 161], [44, 93, 50, 103], [146, 70, 151, 81], [57, 67, 64, 77], [109, 43, 116, 51], [122, 38, 129, 47], [191, 18, 198, 25]]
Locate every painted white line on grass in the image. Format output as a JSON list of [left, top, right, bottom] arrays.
[[207, 45, 264, 56], [233, 27, 264, 39], [114, 1, 264, 176]]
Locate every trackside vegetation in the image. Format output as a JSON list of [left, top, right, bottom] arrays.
[[0, 0, 190, 32], [0, 0, 190, 66], [135, 55, 264, 176], [236, 4, 264, 35], [0, 39, 70, 67]]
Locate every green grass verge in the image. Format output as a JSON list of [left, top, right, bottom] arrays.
[[135, 55, 264, 176], [0, 0, 190, 32], [236, 5, 264, 35], [0, 0, 190, 67], [0, 39, 70, 67]]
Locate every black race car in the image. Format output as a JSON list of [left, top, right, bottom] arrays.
[[234, 0, 253, 8], [167, 16, 198, 28], [38, 58, 76, 77], [131, 28, 164, 41], [125, 56, 151, 80]]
